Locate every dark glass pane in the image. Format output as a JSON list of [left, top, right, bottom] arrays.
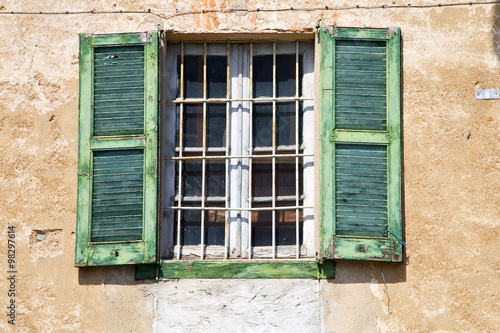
[[177, 205, 202, 245], [253, 103, 272, 148], [251, 203, 272, 246], [276, 207, 303, 246], [174, 204, 225, 246], [183, 104, 203, 147], [207, 56, 227, 99], [181, 162, 202, 197], [251, 203, 303, 247], [206, 161, 225, 198], [276, 54, 296, 97], [207, 104, 226, 147], [252, 161, 302, 198], [252, 161, 272, 197], [183, 55, 203, 98], [276, 103, 296, 147], [253, 55, 273, 97], [205, 204, 225, 245], [276, 162, 296, 197]]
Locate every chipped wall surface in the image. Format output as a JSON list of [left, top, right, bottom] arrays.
[[1, 0, 500, 332]]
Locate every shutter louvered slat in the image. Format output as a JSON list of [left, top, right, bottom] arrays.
[[93, 46, 145, 136], [91, 150, 144, 242], [335, 144, 388, 237], [335, 40, 387, 131]]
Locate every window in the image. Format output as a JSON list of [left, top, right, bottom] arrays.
[[161, 41, 315, 260], [75, 27, 402, 276]]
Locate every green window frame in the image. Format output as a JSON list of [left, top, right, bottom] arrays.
[[319, 26, 403, 262]]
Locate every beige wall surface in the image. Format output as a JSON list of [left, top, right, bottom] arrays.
[[0, 1, 499, 332]]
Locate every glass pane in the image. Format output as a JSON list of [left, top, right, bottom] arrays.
[[250, 203, 303, 247], [252, 160, 272, 198], [207, 56, 227, 99], [173, 204, 225, 247], [277, 103, 296, 147], [206, 161, 225, 198], [183, 104, 203, 148], [176, 204, 202, 246], [252, 160, 302, 198], [251, 203, 272, 246], [253, 55, 273, 97], [181, 162, 202, 197], [183, 55, 203, 98], [276, 205, 302, 246], [207, 104, 226, 148], [205, 203, 225, 245], [276, 54, 296, 97], [276, 162, 297, 197], [253, 103, 272, 148]]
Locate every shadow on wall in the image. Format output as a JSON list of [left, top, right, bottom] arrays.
[[78, 266, 155, 286], [328, 260, 407, 284]]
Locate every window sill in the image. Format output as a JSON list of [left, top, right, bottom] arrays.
[[136, 260, 335, 279]]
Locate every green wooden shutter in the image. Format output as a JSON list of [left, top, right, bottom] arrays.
[[75, 32, 159, 267], [320, 27, 403, 262]]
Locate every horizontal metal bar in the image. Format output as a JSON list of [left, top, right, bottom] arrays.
[[165, 153, 313, 160], [163, 205, 312, 211], [251, 195, 305, 202], [176, 145, 304, 153], [174, 195, 304, 202], [175, 196, 226, 202], [167, 97, 314, 103]]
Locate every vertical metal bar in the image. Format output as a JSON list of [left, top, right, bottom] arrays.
[[295, 41, 300, 259], [248, 42, 253, 259], [272, 41, 276, 259], [176, 42, 185, 260], [200, 42, 207, 259], [225, 42, 230, 260]]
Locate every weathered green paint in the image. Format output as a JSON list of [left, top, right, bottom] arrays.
[[319, 26, 403, 262], [89, 32, 152, 46], [332, 238, 400, 262], [136, 261, 336, 279], [320, 24, 336, 259], [90, 137, 147, 150], [75, 31, 159, 267], [331, 131, 390, 144]]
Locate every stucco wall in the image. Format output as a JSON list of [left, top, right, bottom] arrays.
[[1, 0, 499, 332]]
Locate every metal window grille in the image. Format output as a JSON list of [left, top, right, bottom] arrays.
[[163, 41, 314, 260]]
